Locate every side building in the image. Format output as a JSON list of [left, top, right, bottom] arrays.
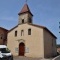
[[0, 27, 8, 45]]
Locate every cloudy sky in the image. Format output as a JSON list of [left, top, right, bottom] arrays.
[[0, 0, 60, 44]]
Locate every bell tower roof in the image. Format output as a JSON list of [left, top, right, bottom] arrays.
[[18, 4, 33, 16]]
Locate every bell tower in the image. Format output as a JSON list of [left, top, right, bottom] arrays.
[[18, 4, 33, 25]]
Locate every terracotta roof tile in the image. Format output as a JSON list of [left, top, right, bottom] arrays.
[[18, 4, 33, 16], [0, 27, 8, 31]]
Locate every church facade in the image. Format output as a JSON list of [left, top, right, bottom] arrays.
[[7, 4, 57, 58]]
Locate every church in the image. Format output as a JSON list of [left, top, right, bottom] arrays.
[[7, 3, 57, 58]]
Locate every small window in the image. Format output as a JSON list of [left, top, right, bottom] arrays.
[[15, 31, 17, 37], [21, 30, 24, 36], [28, 29, 31, 35], [28, 18, 32, 23], [22, 19, 24, 23], [0, 34, 3, 39], [1, 37, 2, 39]]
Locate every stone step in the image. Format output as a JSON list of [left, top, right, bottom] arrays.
[[13, 56, 41, 60], [13, 56, 52, 60]]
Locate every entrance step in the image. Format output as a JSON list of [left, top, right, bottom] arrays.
[[13, 56, 52, 60], [13, 56, 41, 60]]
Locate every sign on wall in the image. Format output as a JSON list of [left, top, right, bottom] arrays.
[[25, 47, 29, 53], [15, 47, 18, 53]]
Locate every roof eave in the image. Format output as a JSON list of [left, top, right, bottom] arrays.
[[18, 11, 33, 16], [44, 27, 57, 39]]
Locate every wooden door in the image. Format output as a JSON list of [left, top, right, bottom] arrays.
[[19, 43, 25, 56]]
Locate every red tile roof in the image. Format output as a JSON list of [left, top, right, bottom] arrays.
[[0, 27, 8, 31], [18, 4, 33, 16]]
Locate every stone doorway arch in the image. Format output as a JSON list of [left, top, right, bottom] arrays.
[[19, 42, 25, 56]]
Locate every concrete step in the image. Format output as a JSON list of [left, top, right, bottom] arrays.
[[13, 56, 52, 60], [13, 56, 41, 60]]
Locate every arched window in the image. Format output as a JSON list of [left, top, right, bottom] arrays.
[[22, 19, 24, 23], [0, 34, 3, 39], [15, 31, 17, 37], [28, 18, 32, 23], [28, 29, 31, 35]]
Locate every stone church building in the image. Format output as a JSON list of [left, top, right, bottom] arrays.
[[7, 4, 57, 58]]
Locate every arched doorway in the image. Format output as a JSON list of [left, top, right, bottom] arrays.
[[19, 42, 25, 56]]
